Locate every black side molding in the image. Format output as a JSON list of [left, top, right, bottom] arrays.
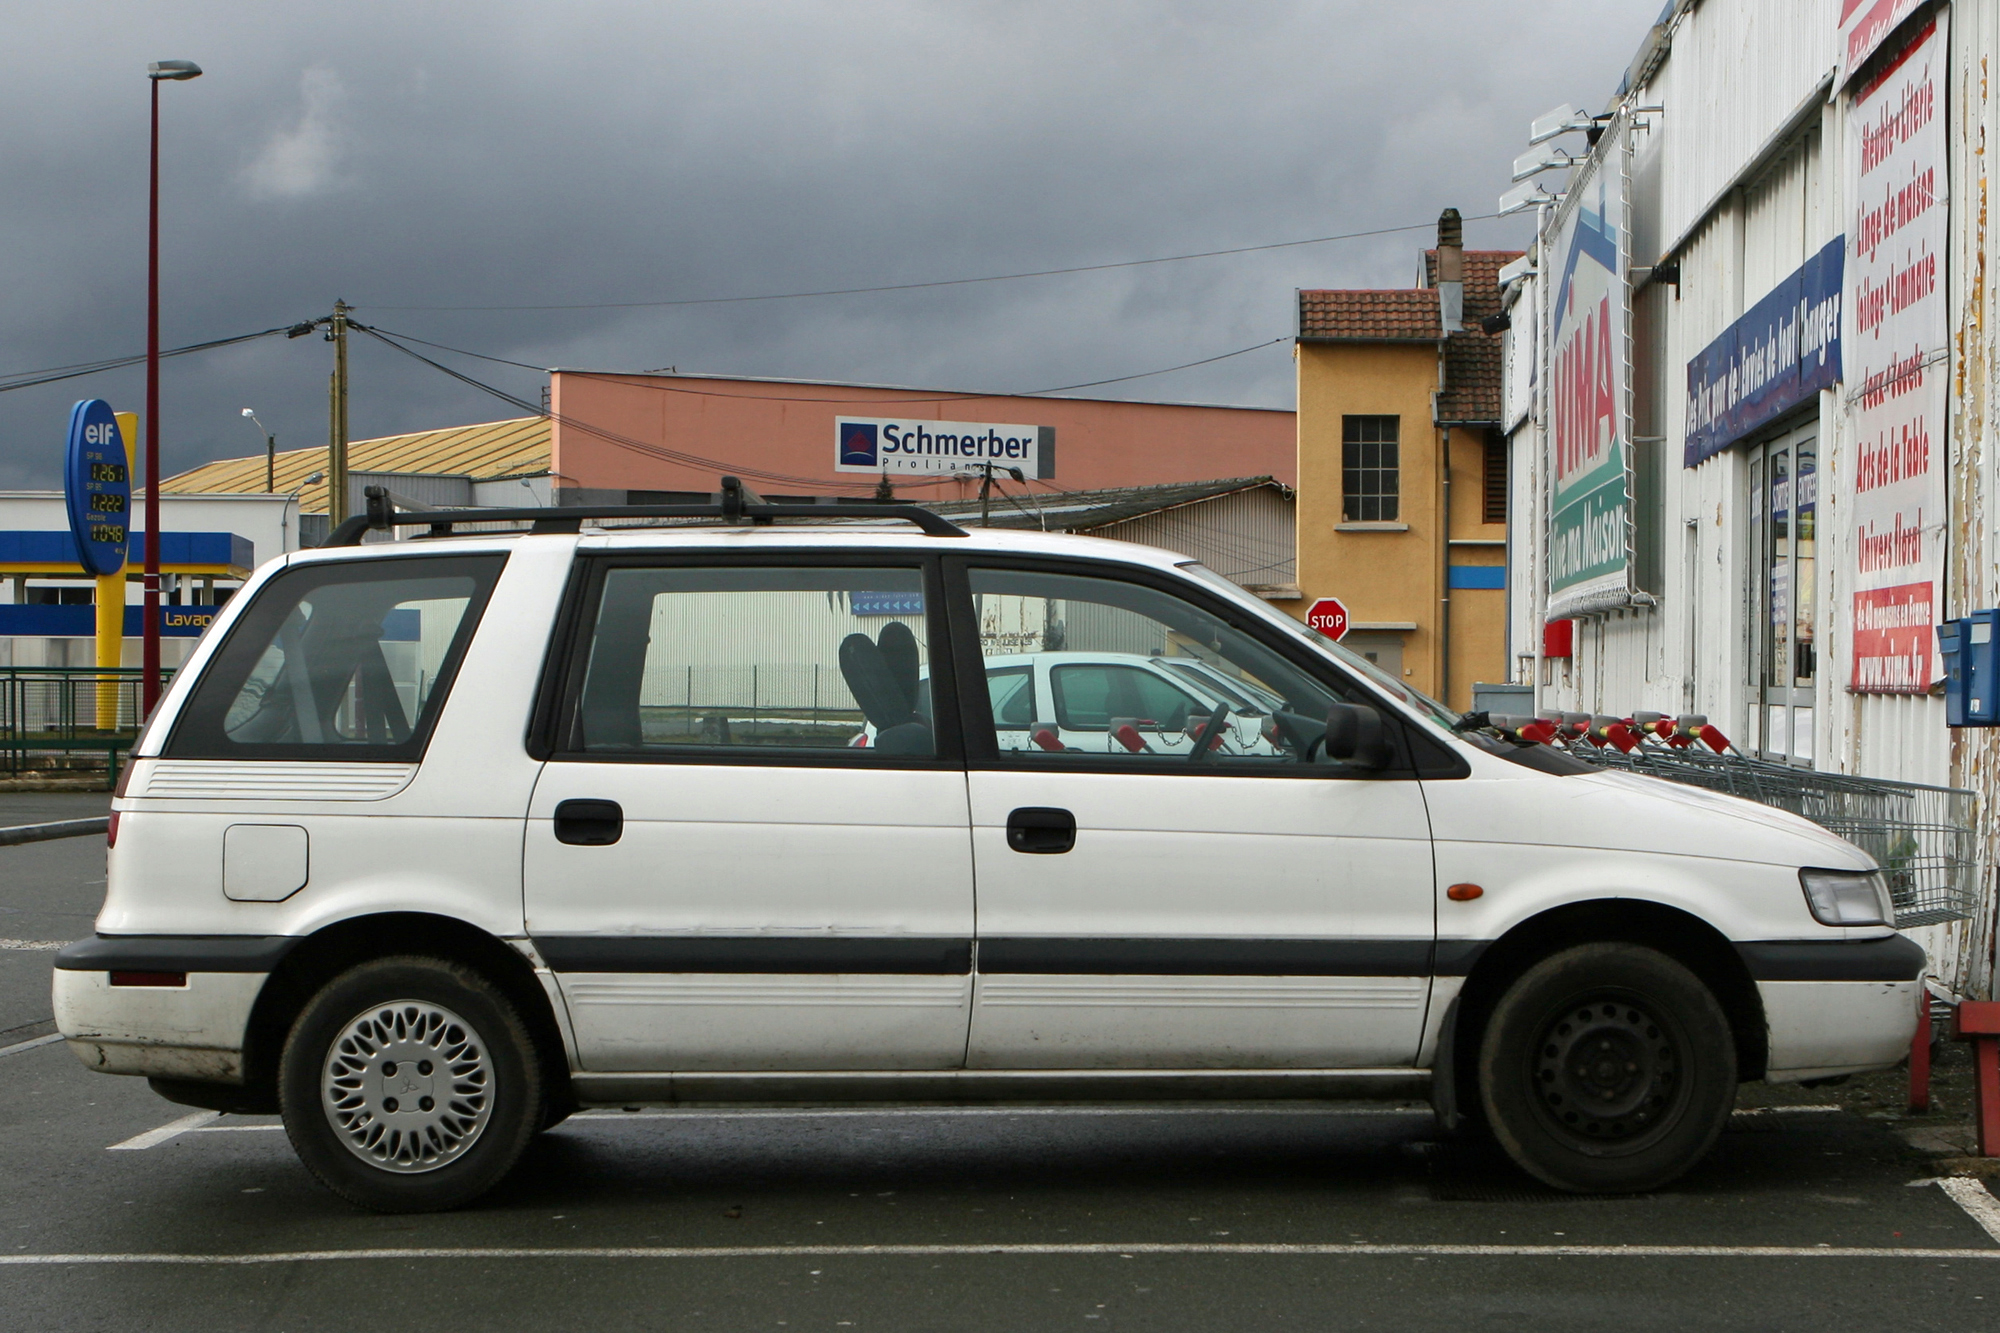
[[977, 937, 1436, 977], [533, 935, 973, 975], [55, 934, 299, 973], [1735, 934, 1926, 982]]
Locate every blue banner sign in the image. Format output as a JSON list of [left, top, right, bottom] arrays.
[[1685, 239, 1844, 467], [849, 591, 925, 617], [63, 399, 132, 575]]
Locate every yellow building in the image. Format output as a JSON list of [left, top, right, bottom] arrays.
[[1291, 210, 1520, 711]]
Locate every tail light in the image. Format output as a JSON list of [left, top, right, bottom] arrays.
[[107, 810, 121, 848]]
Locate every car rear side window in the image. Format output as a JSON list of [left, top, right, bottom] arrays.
[[165, 554, 506, 761], [557, 564, 938, 760]]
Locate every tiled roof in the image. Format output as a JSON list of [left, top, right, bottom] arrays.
[[161, 417, 550, 515], [1429, 249, 1525, 425], [1297, 289, 1440, 342]]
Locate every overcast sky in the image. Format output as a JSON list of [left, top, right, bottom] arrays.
[[0, 0, 1664, 489]]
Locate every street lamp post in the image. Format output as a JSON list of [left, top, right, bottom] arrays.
[[241, 408, 276, 492], [142, 58, 202, 717]]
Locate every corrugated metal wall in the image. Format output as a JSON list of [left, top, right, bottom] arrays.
[[1947, 0, 2000, 997], [1656, 0, 1842, 251], [1092, 487, 1296, 590]]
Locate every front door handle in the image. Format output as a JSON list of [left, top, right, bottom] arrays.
[[1006, 806, 1075, 854], [553, 799, 623, 846]]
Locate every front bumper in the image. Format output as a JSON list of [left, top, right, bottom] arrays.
[[1737, 934, 1927, 1082], [52, 935, 289, 1084]]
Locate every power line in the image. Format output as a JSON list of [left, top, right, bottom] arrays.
[[359, 213, 1505, 312], [0, 326, 297, 395], [352, 324, 869, 490], [364, 324, 1290, 406]]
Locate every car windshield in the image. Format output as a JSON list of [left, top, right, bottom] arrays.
[[1174, 561, 1462, 733]]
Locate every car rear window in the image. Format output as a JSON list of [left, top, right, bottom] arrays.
[[164, 553, 506, 762]]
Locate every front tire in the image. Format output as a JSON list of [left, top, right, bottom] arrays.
[[279, 956, 542, 1213], [1477, 943, 1735, 1194]]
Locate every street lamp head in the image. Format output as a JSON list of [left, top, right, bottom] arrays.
[[147, 60, 203, 81], [240, 407, 255, 417]]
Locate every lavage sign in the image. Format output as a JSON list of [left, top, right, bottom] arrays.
[[1545, 118, 1634, 620], [835, 416, 1053, 477]]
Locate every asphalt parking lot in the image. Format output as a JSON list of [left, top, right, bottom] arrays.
[[4, 814, 1999, 1332]]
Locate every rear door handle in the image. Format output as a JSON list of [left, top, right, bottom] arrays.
[[553, 799, 623, 846], [1006, 806, 1075, 854]]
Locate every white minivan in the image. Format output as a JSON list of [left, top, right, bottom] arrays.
[[55, 489, 1924, 1212]]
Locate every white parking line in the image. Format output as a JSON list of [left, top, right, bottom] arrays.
[[0, 1033, 64, 1059], [1, 1241, 1998, 1267], [107, 1112, 219, 1151], [1932, 1177, 2000, 1244], [0, 938, 65, 952]]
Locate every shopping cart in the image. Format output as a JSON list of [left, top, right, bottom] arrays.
[[1535, 717, 1977, 928]]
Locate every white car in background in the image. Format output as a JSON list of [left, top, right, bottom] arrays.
[[861, 651, 1276, 756]]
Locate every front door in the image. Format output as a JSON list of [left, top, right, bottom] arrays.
[[1748, 425, 1817, 764], [524, 555, 974, 1072], [951, 560, 1438, 1070]]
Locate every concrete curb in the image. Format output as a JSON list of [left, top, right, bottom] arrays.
[[0, 818, 109, 847]]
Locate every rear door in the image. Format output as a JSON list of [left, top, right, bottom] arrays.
[[524, 553, 975, 1072], [950, 558, 1439, 1070]]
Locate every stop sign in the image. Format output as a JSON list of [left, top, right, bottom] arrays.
[[1305, 597, 1349, 641]]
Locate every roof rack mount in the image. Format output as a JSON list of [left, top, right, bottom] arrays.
[[323, 475, 969, 546]]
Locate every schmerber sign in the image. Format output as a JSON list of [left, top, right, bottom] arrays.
[[834, 416, 1055, 478]]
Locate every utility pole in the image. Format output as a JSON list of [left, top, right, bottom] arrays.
[[327, 299, 350, 525]]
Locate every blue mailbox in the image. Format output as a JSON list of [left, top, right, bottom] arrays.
[[1940, 609, 2000, 726]]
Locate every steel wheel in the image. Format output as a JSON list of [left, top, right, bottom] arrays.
[[321, 1000, 494, 1173], [1528, 992, 1687, 1149], [1478, 942, 1735, 1193]]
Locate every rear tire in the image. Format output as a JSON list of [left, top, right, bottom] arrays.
[[279, 956, 542, 1213], [1477, 942, 1735, 1194]]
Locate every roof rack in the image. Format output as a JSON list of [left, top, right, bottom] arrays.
[[323, 475, 970, 546]]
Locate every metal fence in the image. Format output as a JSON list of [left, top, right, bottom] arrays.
[[1564, 740, 1978, 927], [0, 667, 173, 784]]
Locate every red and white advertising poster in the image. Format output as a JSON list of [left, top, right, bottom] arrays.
[[1844, 14, 1947, 693], [1838, 0, 1928, 85]]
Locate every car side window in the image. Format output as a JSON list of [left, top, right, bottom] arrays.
[[987, 666, 1036, 728], [1051, 664, 1204, 732], [166, 554, 506, 761], [558, 564, 938, 760], [966, 565, 1374, 768]]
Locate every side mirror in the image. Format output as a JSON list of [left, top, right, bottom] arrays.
[[1322, 701, 1392, 769]]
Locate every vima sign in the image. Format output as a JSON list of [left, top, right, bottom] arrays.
[[834, 416, 1055, 478]]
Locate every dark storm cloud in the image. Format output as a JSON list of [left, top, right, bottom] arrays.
[[0, 0, 1661, 488]]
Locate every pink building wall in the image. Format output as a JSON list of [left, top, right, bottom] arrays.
[[548, 372, 1295, 500]]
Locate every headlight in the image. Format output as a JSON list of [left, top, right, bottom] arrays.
[[1798, 867, 1895, 927]]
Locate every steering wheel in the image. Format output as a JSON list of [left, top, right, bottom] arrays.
[[1188, 702, 1230, 762]]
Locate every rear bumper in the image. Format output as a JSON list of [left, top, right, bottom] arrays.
[[52, 936, 275, 1083]]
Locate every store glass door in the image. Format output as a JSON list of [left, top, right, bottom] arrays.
[[1748, 427, 1816, 764]]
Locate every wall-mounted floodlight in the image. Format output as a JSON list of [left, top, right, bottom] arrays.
[[1496, 253, 1536, 286], [1512, 146, 1581, 182], [1529, 102, 1593, 145], [1498, 181, 1561, 217]]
